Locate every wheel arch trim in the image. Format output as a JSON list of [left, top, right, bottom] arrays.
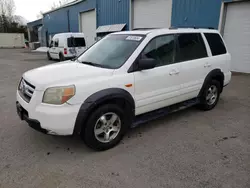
[[199, 69, 225, 97], [74, 88, 135, 134]]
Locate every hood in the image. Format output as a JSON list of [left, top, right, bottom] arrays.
[[23, 61, 114, 90]]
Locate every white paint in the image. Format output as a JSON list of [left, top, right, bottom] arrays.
[[0, 33, 25, 48], [223, 1, 250, 73], [132, 0, 172, 29], [17, 28, 231, 136], [79, 9, 96, 47]]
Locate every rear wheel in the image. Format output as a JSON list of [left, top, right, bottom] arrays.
[[82, 104, 129, 151], [198, 80, 221, 111], [59, 53, 65, 62]]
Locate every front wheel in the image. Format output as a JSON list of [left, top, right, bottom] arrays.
[[47, 52, 52, 60], [198, 80, 221, 111], [82, 104, 129, 151]]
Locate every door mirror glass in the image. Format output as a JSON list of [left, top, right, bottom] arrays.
[[138, 58, 157, 70]]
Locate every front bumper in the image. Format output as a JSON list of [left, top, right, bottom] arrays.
[[16, 91, 81, 136]]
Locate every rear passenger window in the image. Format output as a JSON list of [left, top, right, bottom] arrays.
[[204, 33, 227, 56], [175, 33, 207, 62]]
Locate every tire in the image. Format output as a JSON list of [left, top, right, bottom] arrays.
[[47, 52, 52, 60], [59, 53, 65, 62], [198, 80, 221, 111], [82, 104, 130, 151]]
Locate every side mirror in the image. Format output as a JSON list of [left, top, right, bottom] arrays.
[[138, 58, 157, 71]]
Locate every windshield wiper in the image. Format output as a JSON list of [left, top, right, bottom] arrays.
[[81, 61, 108, 68]]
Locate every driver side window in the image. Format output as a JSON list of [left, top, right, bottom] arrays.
[[141, 34, 175, 67], [50, 40, 54, 47]]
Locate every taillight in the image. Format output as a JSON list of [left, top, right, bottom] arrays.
[[64, 48, 67, 55]]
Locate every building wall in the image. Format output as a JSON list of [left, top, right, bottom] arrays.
[[96, 0, 130, 30], [43, 0, 96, 36], [171, 0, 222, 29]]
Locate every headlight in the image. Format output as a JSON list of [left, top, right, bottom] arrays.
[[43, 85, 75, 105]]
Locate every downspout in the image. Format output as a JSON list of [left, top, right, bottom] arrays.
[[67, 10, 70, 32]]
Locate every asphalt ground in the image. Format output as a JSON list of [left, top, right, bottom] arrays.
[[0, 49, 249, 188]]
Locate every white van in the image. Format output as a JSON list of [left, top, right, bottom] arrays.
[[47, 32, 86, 61]]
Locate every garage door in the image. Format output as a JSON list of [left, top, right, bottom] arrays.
[[223, 1, 250, 73], [132, 0, 172, 29], [80, 10, 96, 48]]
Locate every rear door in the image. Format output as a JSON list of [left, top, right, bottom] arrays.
[[74, 37, 86, 56], [175, 33, 210, 101], [67, 37, 86, 57]]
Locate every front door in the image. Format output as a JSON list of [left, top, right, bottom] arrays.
[[133, 34, 182, 115]]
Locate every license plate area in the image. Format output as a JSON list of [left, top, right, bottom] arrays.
[[16, 102, 28, 120], [16, 102, 23, 120]]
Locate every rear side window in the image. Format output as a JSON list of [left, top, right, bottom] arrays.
[[175, 33, 207, 62], [67, 37, 86, 47], [204, 33, 227, 56]]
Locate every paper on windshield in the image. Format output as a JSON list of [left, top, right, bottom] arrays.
[[126, 36, 142, 41]]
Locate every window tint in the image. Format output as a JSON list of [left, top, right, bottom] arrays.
[[54, 39, 59, 47], [50, 40, 53, 47], [68, 37, 86, 47], [204, 33, 227, 56], [141, 35, 175, 67], [176, 33, 207, 62]]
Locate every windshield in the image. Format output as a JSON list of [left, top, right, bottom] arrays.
[[77, 34, 145, 69]]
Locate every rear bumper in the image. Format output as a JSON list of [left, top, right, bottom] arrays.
[[224, 71, 232, 86]]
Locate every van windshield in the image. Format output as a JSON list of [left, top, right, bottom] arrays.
[[77, 34, 145, 69]]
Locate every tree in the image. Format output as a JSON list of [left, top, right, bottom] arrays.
[[0, 0, 27, 39], [36, 11, 44, 19], [51, 0, 73, 10], [0, 0, 15, 21]]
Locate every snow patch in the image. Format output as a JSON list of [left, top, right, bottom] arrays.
[[32, 47, 49, 52]]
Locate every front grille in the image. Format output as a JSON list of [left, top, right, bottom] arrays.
[[18, 78, 35, 103]]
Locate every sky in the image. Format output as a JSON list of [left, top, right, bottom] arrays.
[[14, 0, 56, 22]]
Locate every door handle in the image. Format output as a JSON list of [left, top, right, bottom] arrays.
[[169, 69, 180, 75]]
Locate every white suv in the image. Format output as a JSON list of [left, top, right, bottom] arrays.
[[16, 28, 231, 150]]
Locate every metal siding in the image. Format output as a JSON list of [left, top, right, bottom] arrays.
[[171, 0, 222, 29], [97, 0, 130, 30], [27, 19, 43, 28], [43, 0, 96, 36]]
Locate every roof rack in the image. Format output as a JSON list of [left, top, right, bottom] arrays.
[[169, 26, 215, 30], [132, 28, 160, 31]]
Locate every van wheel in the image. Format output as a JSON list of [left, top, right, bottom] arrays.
[[59, 53, 65, 62], [82, 104, 129, 151], [47, 52, 52, 60], [198, 80, 221, 111]]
